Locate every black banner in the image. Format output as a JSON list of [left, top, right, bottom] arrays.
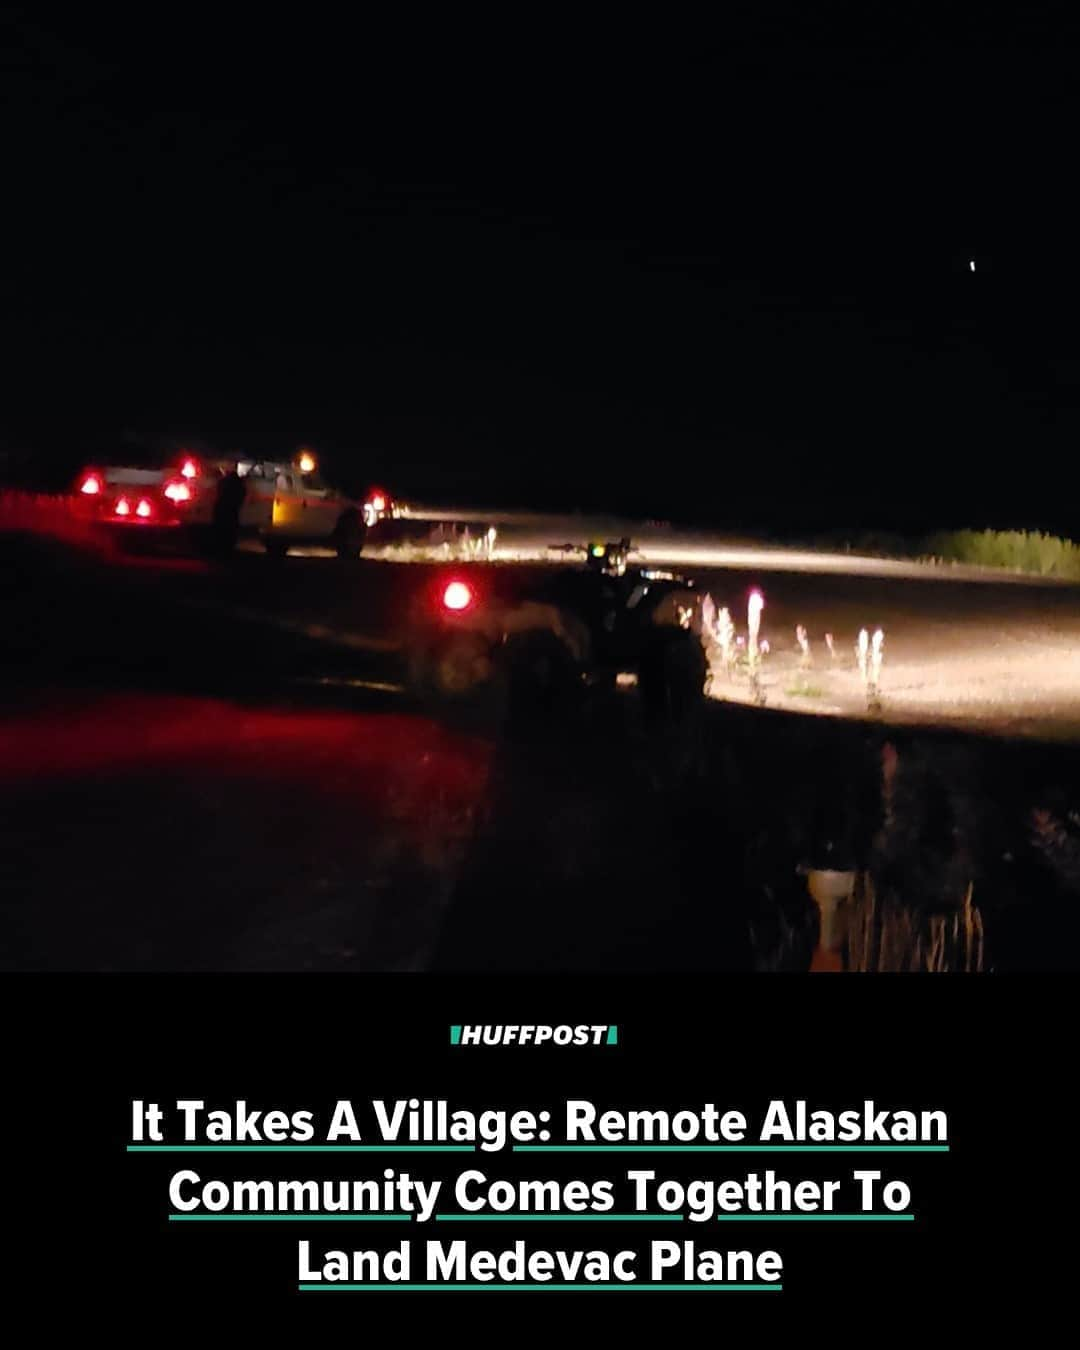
[[6, 975, 1062, 1327]]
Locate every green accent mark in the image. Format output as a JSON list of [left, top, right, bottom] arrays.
[[127, 1145, 473, 1153], [170, 1214, 412, 1222], [299, 1283, 782, 1292], [514, 1145, 948, 1153], [716, 1213, 914, 1221], [434, 1214, 683, 1222]]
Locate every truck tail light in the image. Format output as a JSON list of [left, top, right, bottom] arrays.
[[135, 498, 153, 519], [79, 473, 103, 495], [163, 479, 193, 503], [180, 458, 199, 479], [114, 497, 131, 516]]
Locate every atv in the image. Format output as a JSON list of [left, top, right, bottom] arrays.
[[405, 540, 708, 727]]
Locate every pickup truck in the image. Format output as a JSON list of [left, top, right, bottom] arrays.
[[74, 451, 370, 558]]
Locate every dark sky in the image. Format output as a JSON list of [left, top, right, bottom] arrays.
[[3, 10, 1080, 531]]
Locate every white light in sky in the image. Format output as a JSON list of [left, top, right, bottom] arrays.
[[969, 259, 976, 272]]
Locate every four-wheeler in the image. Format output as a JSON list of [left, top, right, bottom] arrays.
[[405, 540, 708, 724], [73, 449, 372, 558]]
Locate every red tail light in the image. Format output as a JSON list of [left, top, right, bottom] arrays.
[[442, 580, 473, 612], [163, 480, 193, 503], [79, 473, 103, 495], [180, 458, 199, 480], [114, 497, 131, 516], [135, 498, 153, 519], [370, 492, 386, 513]]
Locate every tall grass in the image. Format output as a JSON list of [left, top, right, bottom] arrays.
[[811, 524, 1080, 581], [921, 528, 1080, 579]]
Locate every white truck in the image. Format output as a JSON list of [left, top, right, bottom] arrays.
[[74, 450, 374, 558]]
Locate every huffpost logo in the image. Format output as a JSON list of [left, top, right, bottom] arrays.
[[450, 1025, 618, 1047]]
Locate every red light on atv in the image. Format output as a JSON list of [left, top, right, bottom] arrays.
[[163, 480, 192, 503], [442, 580, 473, 612], [180, 458, 198, 479], [135, 498, 153, 518], [79, 473, 102, 496], [370, 493, 386, 513], [114, 497, 131, 516]]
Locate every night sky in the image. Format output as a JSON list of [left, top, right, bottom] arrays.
[[3, 11, 1080, 533]]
